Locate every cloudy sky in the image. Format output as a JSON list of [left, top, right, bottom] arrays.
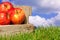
[[1, 0, 60, 27]]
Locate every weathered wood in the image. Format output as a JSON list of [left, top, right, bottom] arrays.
[[0, 24, 35, 35]]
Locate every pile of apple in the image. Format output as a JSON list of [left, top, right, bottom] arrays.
[[0, 2, 25, 25]]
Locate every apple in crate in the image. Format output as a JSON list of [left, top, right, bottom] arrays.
[[0, 2, 13, 12], [8, 8, 25, 24], [0, 12, 10, 25]]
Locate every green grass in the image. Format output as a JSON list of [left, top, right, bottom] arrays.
[[0, 26, 60, 40]]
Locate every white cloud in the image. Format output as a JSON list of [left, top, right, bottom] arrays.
[[29, 15, 49, 27], [32, 0, 60, 15], [29, 0, 60, 27], [37, 0, 60, 10], [29, 12, 60, 27], [47, 12, 60, 26]]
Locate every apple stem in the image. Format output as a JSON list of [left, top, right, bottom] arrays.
[[16, 10, 19, 14], [4, 5, 7, 8]]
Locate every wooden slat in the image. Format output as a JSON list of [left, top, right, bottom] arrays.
[[0, 24, 35, 36]]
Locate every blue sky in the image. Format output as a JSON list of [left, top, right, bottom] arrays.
[[1, 0, 60, 27]]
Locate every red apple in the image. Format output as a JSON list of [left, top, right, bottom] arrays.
[[0, 2, 13, 12], [9, 8, 25, 24], [0, 12, 10, 25]]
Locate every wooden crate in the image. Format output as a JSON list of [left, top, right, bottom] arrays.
[[0, 6, 35, 36]]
